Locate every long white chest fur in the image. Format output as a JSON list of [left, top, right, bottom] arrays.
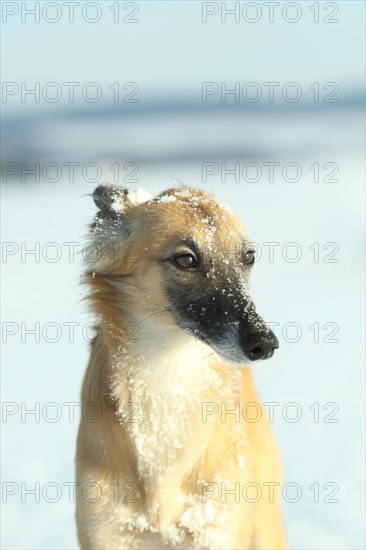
[[108, 328, 247, 547]]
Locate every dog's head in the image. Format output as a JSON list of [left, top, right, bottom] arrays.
[[87, 185, 278, 364]]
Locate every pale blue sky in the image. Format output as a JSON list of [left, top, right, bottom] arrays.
[[2, 1, 365, 115]]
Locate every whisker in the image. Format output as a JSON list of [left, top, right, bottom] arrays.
[[138, 306, 172, 325], [170, 176, 187, 188]]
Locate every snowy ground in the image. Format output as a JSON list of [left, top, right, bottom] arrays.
[[1, 127, 365, 549]]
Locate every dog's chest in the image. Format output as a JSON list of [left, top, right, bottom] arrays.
[[113, 338, 241, 480]]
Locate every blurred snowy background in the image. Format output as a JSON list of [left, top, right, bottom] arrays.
[[1, 1, 365, 549]]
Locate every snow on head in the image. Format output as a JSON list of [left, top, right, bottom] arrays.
[[128, 188, 153, 204], [158, 194, 177, 203], [110, 188, 153, 213]]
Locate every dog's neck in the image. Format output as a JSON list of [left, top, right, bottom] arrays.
[[103, 308, 238, 387]]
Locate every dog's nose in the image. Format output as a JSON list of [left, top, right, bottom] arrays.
[[241, 329, 279, 361]]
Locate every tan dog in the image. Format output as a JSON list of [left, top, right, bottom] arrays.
[[76, 186, 286, 550]]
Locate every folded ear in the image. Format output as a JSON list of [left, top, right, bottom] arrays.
[[92, 185, 152, 218]]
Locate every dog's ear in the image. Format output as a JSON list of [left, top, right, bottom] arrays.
[[91, 185, 152, 239], [92, 185, 153, 218]]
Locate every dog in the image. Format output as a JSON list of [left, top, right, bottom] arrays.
[[76, 185, 286, 550]]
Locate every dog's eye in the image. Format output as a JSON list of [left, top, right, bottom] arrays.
[[174, 253, 197, 269], [243, 250, 255, 266]]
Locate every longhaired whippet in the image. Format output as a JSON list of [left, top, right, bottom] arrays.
[[76, 185, 286, 550]]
